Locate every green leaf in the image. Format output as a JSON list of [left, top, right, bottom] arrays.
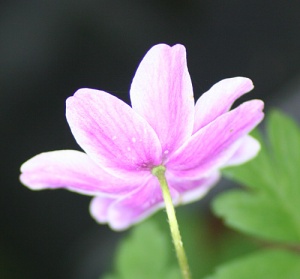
[[102, 219, 180, 279], [267, 111, 300, 210], [205, 249, 300, 279], [164, 266, 182, 279], [101, 275, 119, 279], [154, 209, 259, 278], [214, 110, 300, 244], [213, 190, 300, 243], [117, 221, 168, 278]]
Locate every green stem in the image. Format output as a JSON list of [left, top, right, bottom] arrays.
[[152, 165, 191, 279]]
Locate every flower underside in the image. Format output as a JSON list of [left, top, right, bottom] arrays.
[[20, 43, 264, 230]]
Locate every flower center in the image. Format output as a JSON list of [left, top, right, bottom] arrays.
[[151, 165, 166, 177]]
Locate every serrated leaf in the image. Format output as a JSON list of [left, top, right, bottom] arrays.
[[213, 190, 300, 243], [205, 249, 300, 279], [214, 110, 300, 244]]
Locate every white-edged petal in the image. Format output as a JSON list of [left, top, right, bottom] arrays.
[[167, 100, 264, 178], [20, 150, 140, 195], [66, 89, 162, 179], [130, 44, 195, 155], [225, 135, 261, 167], [105, 177, 178, 230], [166, 171, 220, 204], [194, 77, 254, 132]]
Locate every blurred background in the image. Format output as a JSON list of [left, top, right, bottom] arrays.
[[1, 1, 300, 278]]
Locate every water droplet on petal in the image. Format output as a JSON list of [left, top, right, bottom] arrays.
[[132, 137, 136, 143], [164, 150, 169, 155]]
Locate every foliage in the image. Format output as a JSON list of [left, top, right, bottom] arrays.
[[102, 208, 259, 279], [102, 220, 181, 279], [209, 110, 300, 278], [206, 249, 300, 279]]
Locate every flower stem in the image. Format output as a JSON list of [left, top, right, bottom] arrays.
[[152, 165, 191, 279]]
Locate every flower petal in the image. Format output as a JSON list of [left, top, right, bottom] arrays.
[[90, 196, 115, 223], [167, 100, 264, 178], [20, 150, 139, 195], [130, 44, 195, 155], [193, 77, 254, 132], [166, 171, 220, 204], [105, 177, 178, 230], [225, 135, 260, 167], [66, 89, 162, 179]]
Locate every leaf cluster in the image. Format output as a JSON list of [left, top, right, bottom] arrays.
[[209, 110, 300, 278]]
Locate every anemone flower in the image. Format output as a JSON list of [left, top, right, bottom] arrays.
[[20, 44, 264, 231]]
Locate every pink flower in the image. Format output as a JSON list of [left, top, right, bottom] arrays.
[[20, 44, 264, 230]]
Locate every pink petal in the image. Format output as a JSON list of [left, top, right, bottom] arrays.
[[90, 172, 220, 230], [20, 150, 139, 195], [193, 77, 254, 132], [130, 44, 195, 155], [166, 100, 264, 178], [66, 89, 162, 179], [105, 177, 178, 230], [166, 171, 220, 204], [225, 135, 260, 167], [90, 196, 115, 223]]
